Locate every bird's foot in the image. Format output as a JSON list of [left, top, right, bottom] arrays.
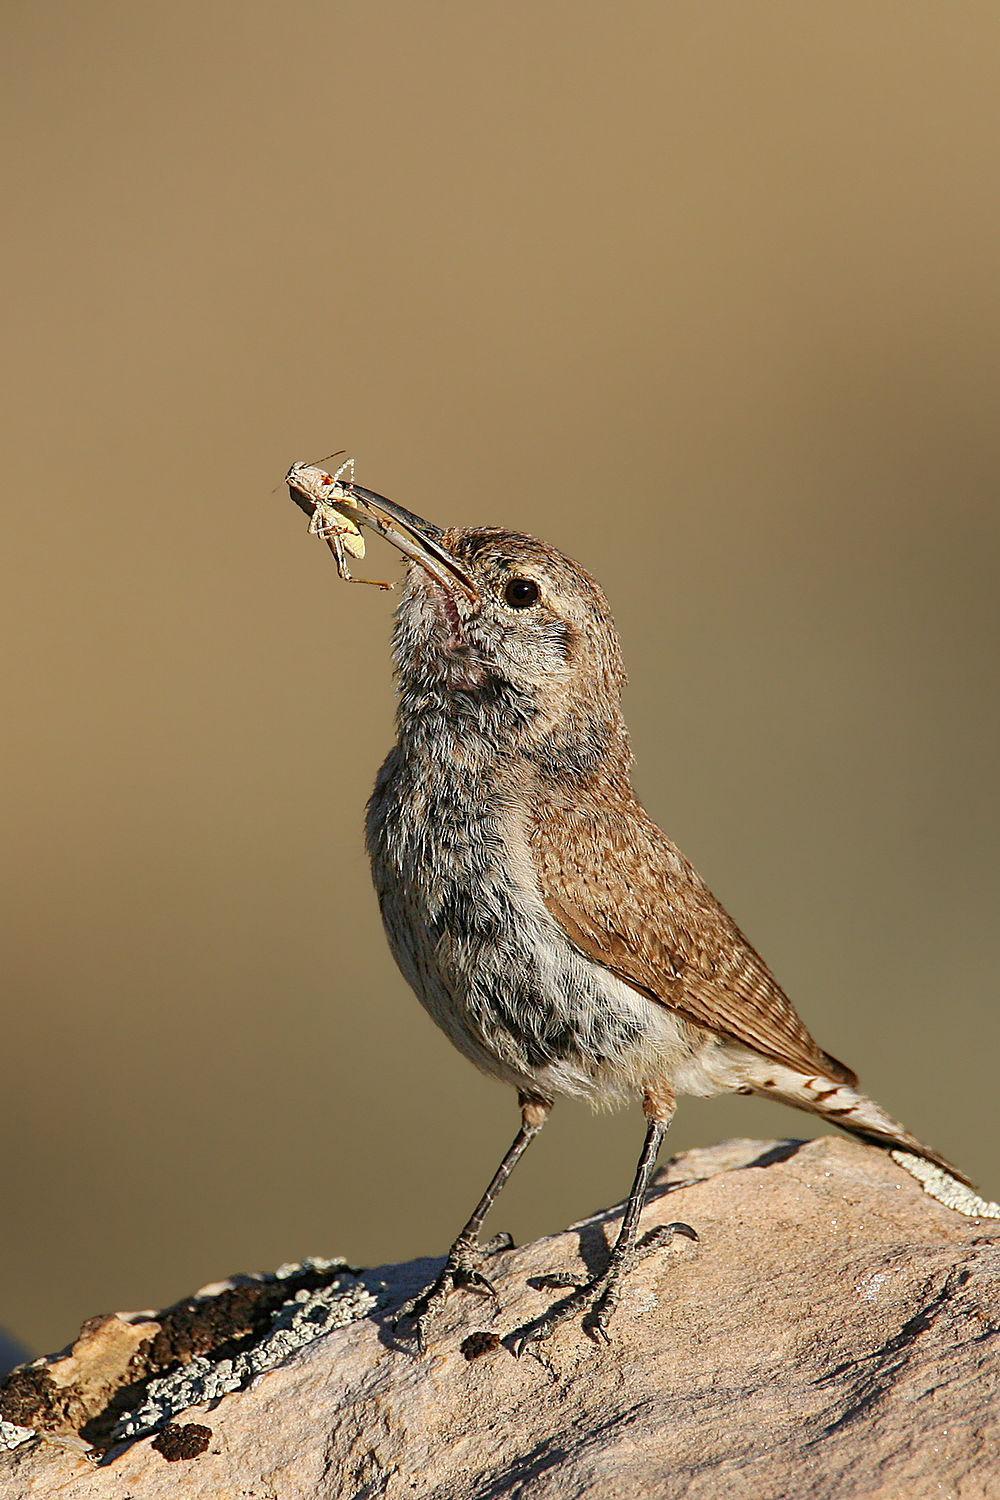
[[511, 1220, 697, 1356], [391, 1231, 515, 1353]]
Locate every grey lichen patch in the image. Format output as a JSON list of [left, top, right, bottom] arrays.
[[112, 1262, 380, 1442], [891, 1151, 1000, 1218], [0, 1257, 382, 1456], [1, 1418, 36, 1453]]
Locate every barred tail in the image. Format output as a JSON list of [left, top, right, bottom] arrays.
[[820, 1090, 973, 1186], [749, 1064, 999, 1218]]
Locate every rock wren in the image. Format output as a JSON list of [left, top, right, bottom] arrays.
[[288, 471, 980, 1353]]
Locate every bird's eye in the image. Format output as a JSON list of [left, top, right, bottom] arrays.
[[503, 577, 540, 609]]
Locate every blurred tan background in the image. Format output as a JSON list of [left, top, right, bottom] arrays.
[[3, 1, 998, 1359]]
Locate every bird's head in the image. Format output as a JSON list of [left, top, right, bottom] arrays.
[[379, 503, 631, 777], [287, 466, 632, 774]]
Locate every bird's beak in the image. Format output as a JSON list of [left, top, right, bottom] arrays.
[[346, 483, 479, 601], [286, 469, 479, 602]]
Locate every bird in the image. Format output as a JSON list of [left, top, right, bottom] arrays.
[[287, 468, 983, 1353]]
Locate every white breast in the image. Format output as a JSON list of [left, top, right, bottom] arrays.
[[368, 746, 699, 1105]]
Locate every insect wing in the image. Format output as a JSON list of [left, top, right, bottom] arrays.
[[309, 498, 366, 558]]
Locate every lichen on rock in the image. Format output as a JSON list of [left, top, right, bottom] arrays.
[[113, 1265, 380, 1441], [2, 1139, 997, 1499], [0, 1255, 382, 1456], [0, 1418, 35, 1454]]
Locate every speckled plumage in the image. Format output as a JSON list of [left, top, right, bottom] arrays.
[[360, 521, 982, 1347], [368, 528, 965, 1178]]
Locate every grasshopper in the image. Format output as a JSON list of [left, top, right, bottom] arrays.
[[285, 456, 393, 589], [284, 454, 478, 600]]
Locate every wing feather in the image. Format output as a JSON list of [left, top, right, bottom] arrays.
[[529, 780, 857, 1087]]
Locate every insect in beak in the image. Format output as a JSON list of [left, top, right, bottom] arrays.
[[285, 459, 479, 602]]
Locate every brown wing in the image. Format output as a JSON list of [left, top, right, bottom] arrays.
[[529, 779, 857, 1087]]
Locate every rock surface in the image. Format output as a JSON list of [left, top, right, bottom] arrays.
[[2, 1136, 997, 1499]]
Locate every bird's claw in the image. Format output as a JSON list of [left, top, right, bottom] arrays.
[[391, 1232, 516, 1352], [480, 1231, 516, 1255], [455, 1265, 500, 1300], [530, 1270, 580, 1290], [511, 1274, 612, 1356], [511, 1219, 698, 1356], [637, 1221, 698, 1257], [510, 1321, 554, 1360], [589, 1316, 613, 1347]]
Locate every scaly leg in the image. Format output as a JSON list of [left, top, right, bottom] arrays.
[[513, 1092, 696, 1353], [393, 1095, 551, 1352]]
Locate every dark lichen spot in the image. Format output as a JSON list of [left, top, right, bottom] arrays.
[[0, 1262, 355, 1449], [0, 1364, 64, 1433], [460, 1330, 500, 1361], [151, 1421, 212, 1462]]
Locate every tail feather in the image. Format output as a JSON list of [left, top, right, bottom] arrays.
[[748, 1064, 977, 1189], [826, 1100, 974, 1188], [727, 1050, 997, 1215]]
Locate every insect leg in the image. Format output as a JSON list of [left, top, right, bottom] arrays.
[[328, 531, 353, 581], [324, 532, 393, 589]]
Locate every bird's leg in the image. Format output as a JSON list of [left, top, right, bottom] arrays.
[[393, 1094, 550, 1351], [513, 1093, 696, 1353]]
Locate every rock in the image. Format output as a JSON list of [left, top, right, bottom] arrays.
[[2, 1137, 997, 1498]]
